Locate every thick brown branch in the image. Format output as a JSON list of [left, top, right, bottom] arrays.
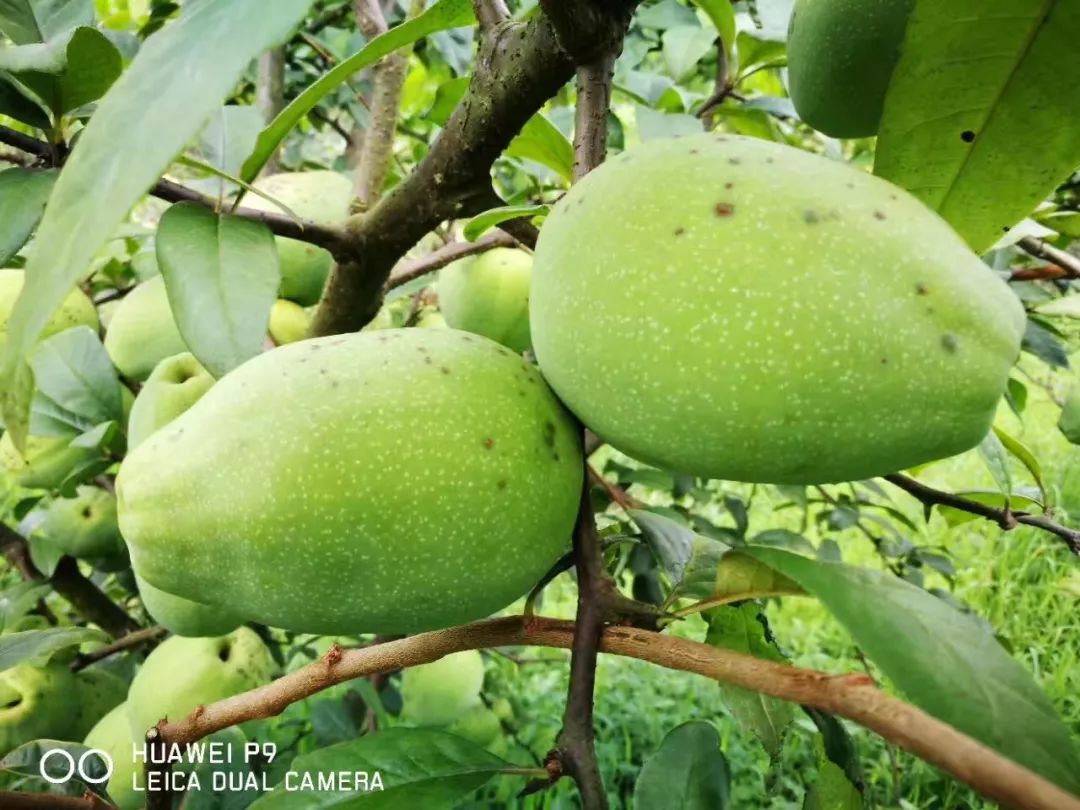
[[473, 0, 510, 30], [884, 474, 1080, 556], [1017, 236, 1080, 279], [72, 626, 167, 671], [385, 231, 519, 290], [155, 615, 1080, 810], [573, 57, 615, 181]]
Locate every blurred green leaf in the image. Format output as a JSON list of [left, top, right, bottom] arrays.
[[803, 760, 863, 810], [505, 113, 574, 184], [874, 1, 1080, 252], [0, 0, 93, 45], [991, 424, 1044, 502], [0, 74, 50, 128], [462, 204, 548, 242], [1035, 295, 1080, 319], [977, 428, 1012, 497], [0, 167, 56, 266], [662, 25, 716, 80], [634, 721, 730, 809], [690, 0, 735, 55], [29, 325, 123, 434], [935, 490, 1044, 527], [1059, 382, 1080, 444], [0, 627, 105, 671]]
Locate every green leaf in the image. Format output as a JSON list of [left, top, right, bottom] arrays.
[[28, 325, 123, 435], [1059, 382, 1080, 444], [1035, 294, 1080, 319], [2, 359, 34, 451], [743, 547, 1080, 794], [0, 740, 110, 800], [633, 721, 730, 809], [248, 728, 511, 809], [0, 30, 71, 73], [690, 0, 735, 55], [241, 0, 475, 183], [0, 582, 50, 633], [0, 74, 50, 128], [977, 428, 1011, 497], [874, 1, 1080, 253], [504, 113, 574, 184], [662, 25, 717, 80], [991, 424, 1045, 502], [934, 490, 1044, 527], [0, 627, 105, 671], [0, 0, 93, 45], [462, 204, 548, 242], [706, 605, 794, 757], [803, 760, 863, 810], [192, 104, 265, 198], [156, 202, 279, 379], [55, 25, 122, 113], [632, 509, 704, 584], [0, 167, 56, 266], [0, 0, 313, 432]]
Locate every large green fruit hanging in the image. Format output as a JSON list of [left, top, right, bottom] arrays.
[[529, 134, 1025, 485], [786, 0, 914, 138], [117, 329, 583, 634]]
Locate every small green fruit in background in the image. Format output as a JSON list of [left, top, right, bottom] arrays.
[[135, 573, 243, 637], [414, 309, 446, 329], [0, 433, 99, 490], [39, 486, 124, 558], [0, 663, 80, 755], [401, 650, 485, 727], [117, 329, 582, 634], [127, 352, 214, 450], [84, 703, 140, 810], [438, 248, 533, 353], [0, 269, 99, 353], [530, 134, 1025, 484], [104, 275, 187, 380], [268, 299, 311, 345], [786, 0, 915, 138], [126, 628, 273, 735], [72, 666, 127, 739], [446, 703, 502, 748], [242, 171, 354, 306]]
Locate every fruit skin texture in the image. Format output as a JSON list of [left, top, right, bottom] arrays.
[[117, 328, 583, 634], [71, 666, 127, 739], [243, 171, 353, 305], [0, 663, 80, 755], [401, 651, 485, 727], [127, 352, 214, 451], [0, 269, 99, 353], [438, 248, 533, 352], [530, 135, 1025, 485], [104, 275, 187, 380], [0, 433, 99, 490], [268, 299, 311, 345], [786, 0, 914, 138], [126, 628, 273, 735], [40, 485, 124, 558], [135, 573, 242, 637], [84, 703, 140, 810]]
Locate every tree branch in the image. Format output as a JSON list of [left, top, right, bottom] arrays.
[[153, 615, 1080, 810], [1017, 235, 1080, 279], [255, 47, 287, 176], [72, 626, 167, 671], [573, 56, 615, 181], [472, 0, 510, 31], [883, 474, 1080, 557], [385, 230, 519, 290]]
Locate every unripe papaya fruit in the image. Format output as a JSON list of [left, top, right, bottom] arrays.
[[40, 485, 124, 558], [0, 433, 99, 490], [71, 666, 127, 739], [267, 299, 311, 345], [84, 703, 140, 810], [117, 329, 582, 634], [135, 573, 242, 638], [127, 352, 214, 451], [242, 172, 353, 306], [787, 0, 914, 138], [0, 663, 80, 755], [0, 269, 99, 353], [126, 628, 273, 735], [401, 650, 485, 727], [530, 135, 1025, 485], [104, 275, 187, 380], [438, 248, 533, 353]]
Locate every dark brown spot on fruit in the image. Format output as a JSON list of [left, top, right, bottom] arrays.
[[916, 283, 928, 295], [714, 202, 735, 217], [674, 227, 685, 236], [728, 157, 741, 165], [803, 210, 820, 224], [941, 334, 959, 353], [724, 182, 734, 189], [961, 130, 976, 143], [482, 437, 494, 449], [440, 367, 451, 374], [874, 211, 886, 220]]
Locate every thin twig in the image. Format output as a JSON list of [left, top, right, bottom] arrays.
[[72, 626, 168, 671], [385, 231, 519, 290], [883, 474, 1080, 557], [587, 463, 641, 511], [154, 615, 1080, 810], [1017, 236, 1080, 279]]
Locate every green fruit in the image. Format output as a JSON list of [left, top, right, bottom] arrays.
[[135, 573, 242, 638], [438, 248, 532, 352], [84, 703, 141, 810], [787, 0, 914, 138], [127, 352, 214, 451], [268, 299, 311, 345], [126, 628, 273, 736], [72, 667, 127, 739], [0, 433, 99, 490], [0, 269, 99, 354], [446, 704, 502, 748], [104, 276, 187, 380], [0, 663, 80, 755], [40, 486, 124, 558], [530, 135, 1025, 485], [401, 651, 485, 727], [117, 329, 582, 634], [243, 172, 354, 305], [415, 309, 447, 329]]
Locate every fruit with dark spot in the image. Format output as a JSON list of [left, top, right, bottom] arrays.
[[40, 486, 124, 559], [438, 248, 533, 353], [117, 329, 582, 633], [241, 171, 354, 305], [71, 667, 127, 740], [0, 663, 80, 755], [530, 134, 1025, 484], [787, 0, 915, 137]]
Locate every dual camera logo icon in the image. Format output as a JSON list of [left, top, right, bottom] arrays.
[[39, 748, 113, 785]]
